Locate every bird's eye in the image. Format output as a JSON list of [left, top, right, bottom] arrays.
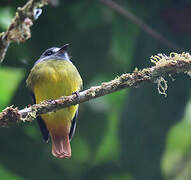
[[44, 50, 53, 56]]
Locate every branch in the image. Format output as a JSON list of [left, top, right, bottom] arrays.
[[100, 0, 184, 52], [0, 0, 48, 63], [0, 52, 191, 127]]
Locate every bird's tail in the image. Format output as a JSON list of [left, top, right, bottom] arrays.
[[51, 132, 71, 159]]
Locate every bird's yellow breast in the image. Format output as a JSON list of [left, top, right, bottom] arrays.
[[26, 59, 82, 132]]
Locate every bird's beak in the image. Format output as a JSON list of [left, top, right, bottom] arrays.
[[58, 44, 70, 54]]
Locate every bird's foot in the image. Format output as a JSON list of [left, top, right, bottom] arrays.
[[72, 91, 80, 99]]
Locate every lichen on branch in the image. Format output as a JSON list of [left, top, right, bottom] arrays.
[[0, 52, 191, 127], [0, 0, 48, 63]]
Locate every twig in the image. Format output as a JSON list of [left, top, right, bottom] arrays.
[[0, 0, 48, 63], [0, 52, 191, 127], [100, 0, 184, 52]]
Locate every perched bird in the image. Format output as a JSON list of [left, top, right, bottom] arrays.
[[26, 44, 82, 158]]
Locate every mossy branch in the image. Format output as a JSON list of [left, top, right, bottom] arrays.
[[0, 0, 48, 63], [0, 52, 191, 127]]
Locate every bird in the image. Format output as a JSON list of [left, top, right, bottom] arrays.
[[26, 44, 82, 158]]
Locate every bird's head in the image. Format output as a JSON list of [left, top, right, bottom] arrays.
[[35, 44, 70, 65]]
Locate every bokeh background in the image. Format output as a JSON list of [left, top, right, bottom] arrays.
[[0, 0, 191, 179]]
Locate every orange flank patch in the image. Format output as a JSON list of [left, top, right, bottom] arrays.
[[41, 105, 78, 133]]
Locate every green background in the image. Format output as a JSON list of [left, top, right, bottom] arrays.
[[0, 0, 191, 179]]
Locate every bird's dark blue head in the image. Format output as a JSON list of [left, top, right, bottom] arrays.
[[35, 44, 70, 65]]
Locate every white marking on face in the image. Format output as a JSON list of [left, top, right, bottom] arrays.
[[64, 52, 70, 61], [54, 48, 60, 53]]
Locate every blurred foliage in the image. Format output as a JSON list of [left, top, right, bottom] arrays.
[[0, 0, 191, 180], [0, 165, 24, 180], [162, 100, 191, 180], [0, 6, 13, 30], [0, 67, 24, 109]]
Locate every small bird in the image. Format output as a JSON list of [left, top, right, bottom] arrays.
[[26, 44, 82, 158]]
